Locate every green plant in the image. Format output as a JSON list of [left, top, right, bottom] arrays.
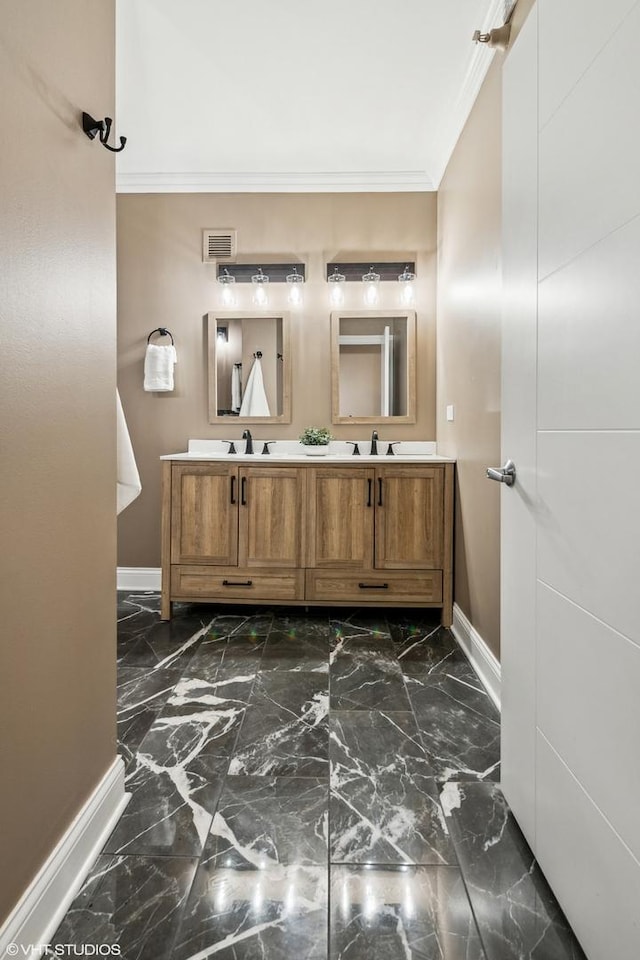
[[299, 426, 333, 446]]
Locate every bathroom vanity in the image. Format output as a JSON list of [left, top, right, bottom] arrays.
[[160, 441, 455, 625]]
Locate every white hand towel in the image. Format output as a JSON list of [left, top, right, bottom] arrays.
[[116, 390, 142, 515], [144, 344, 177, 392], [239, 357, 271, 417], [231, 364, 242, 413]]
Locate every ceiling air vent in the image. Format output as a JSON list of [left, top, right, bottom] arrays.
[[202, 229, 236, 263]]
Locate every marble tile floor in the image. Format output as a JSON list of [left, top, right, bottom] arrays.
[[49, 593, 587, 959]]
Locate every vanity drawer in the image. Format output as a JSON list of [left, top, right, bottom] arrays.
[[172, 565, 304, 600], [305, 569, 443, 603]]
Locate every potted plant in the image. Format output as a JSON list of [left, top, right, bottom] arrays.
[[299, 425, 333, 455]]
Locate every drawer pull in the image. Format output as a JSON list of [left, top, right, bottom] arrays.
[[358, 582, 389, 590], [367, 478, 372, 507], [222, 579, 253, 587], [241, 476, 247, 505], [230, 475, 236, 504], [378, 477, 383, 506]]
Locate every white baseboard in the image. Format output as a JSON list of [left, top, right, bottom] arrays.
[[0, 758, 129, 959], [117, 566, 161, 591], [451, 603, 501, 711]]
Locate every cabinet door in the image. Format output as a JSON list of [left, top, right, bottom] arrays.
[[375, 466, 444, 569], [306, 467, 375, 568], [171, 463, 238, 565], [238, 467, 304, 568]]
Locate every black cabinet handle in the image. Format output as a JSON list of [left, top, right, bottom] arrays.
[[222, 579, 253, 587], [367, 478, 372, 507], [358, 582, 389, 590], [230, 475, 236, 504], [241, 476, 247, 505], [378, 477, 383, 506]]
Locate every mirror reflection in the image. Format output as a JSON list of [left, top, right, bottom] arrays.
[[207, 313, 291, 423], [331, 310, 416, 423]]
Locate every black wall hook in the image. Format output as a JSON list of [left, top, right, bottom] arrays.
[[82, 112, 127, 153]]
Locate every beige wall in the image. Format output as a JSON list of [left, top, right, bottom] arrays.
[[436, 0, 535, 659], [117, 193, 437, 567], [0, 1, 117, 923]]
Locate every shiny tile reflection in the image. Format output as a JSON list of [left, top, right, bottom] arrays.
[[173, 863, 327, 960], [330, 864, 485, 960]]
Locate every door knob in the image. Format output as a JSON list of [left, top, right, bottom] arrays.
[[486, 459, 516, 486]]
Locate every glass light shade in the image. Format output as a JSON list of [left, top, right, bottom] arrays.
[[217, 270, 236, 307], [362, 267, 380, 307], [286, 269, 304, 307], [251, 269, 269, 307], [328, 268, 346, 307], [398, 267, 416, 306], [330, 283, 345, 308]]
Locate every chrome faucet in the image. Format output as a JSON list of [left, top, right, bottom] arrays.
[[370, 430, 379, 455], [241, 429, 253, 454]]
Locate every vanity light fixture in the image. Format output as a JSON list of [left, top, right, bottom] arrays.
[[216, 325, 229, 344], [362, 266, 380, 307], [251, 267, 270, 307], [286, 266, 304, 307], [215, 263, 305, 308], [326, 261, 417, 307], [398, 265, 416, 306], [217, 268, 237, 307], [328, 267, 346, 307]]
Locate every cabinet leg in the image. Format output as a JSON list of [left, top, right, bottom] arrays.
[[441, 602, 453, 629], [161, 594, 173, 621]]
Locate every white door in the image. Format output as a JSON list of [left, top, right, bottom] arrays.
[[500, 3, 640, 958], [500, 4, 539, 848]]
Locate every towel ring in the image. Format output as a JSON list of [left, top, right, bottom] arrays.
[[147, 327, 174, 345]]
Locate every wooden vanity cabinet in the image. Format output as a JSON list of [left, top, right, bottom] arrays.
[[163, 462, 305, 616], [238, 466, 305, 568], [162, 459, 454, 624], [170, 463, 238, 565], [306, 467, 375, 568], [375, 466, 445, 569], [304, 463, 453, 617]]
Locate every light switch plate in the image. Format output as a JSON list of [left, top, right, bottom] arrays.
[[446, 404, 455, 422]]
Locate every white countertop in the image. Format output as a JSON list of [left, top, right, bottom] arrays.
[[160, 439, 455, 464]]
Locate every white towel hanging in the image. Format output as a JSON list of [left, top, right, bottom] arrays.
[[144, 343, 177, 392], [116, 390, 142, 514], [239, 357, 271, 417]]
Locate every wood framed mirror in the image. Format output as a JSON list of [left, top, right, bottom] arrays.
[[331, 310, 416, 424], [207, 312, 291, 423]]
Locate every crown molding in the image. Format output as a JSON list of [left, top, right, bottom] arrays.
[[431, 0, 504, 185], [116, 170, 436, 194]]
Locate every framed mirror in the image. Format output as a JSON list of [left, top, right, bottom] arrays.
[[207, 312, 291, 423], [331, 310, 416, 423]]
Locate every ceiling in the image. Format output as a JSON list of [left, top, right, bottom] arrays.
[[116, 0, 507, 193]]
